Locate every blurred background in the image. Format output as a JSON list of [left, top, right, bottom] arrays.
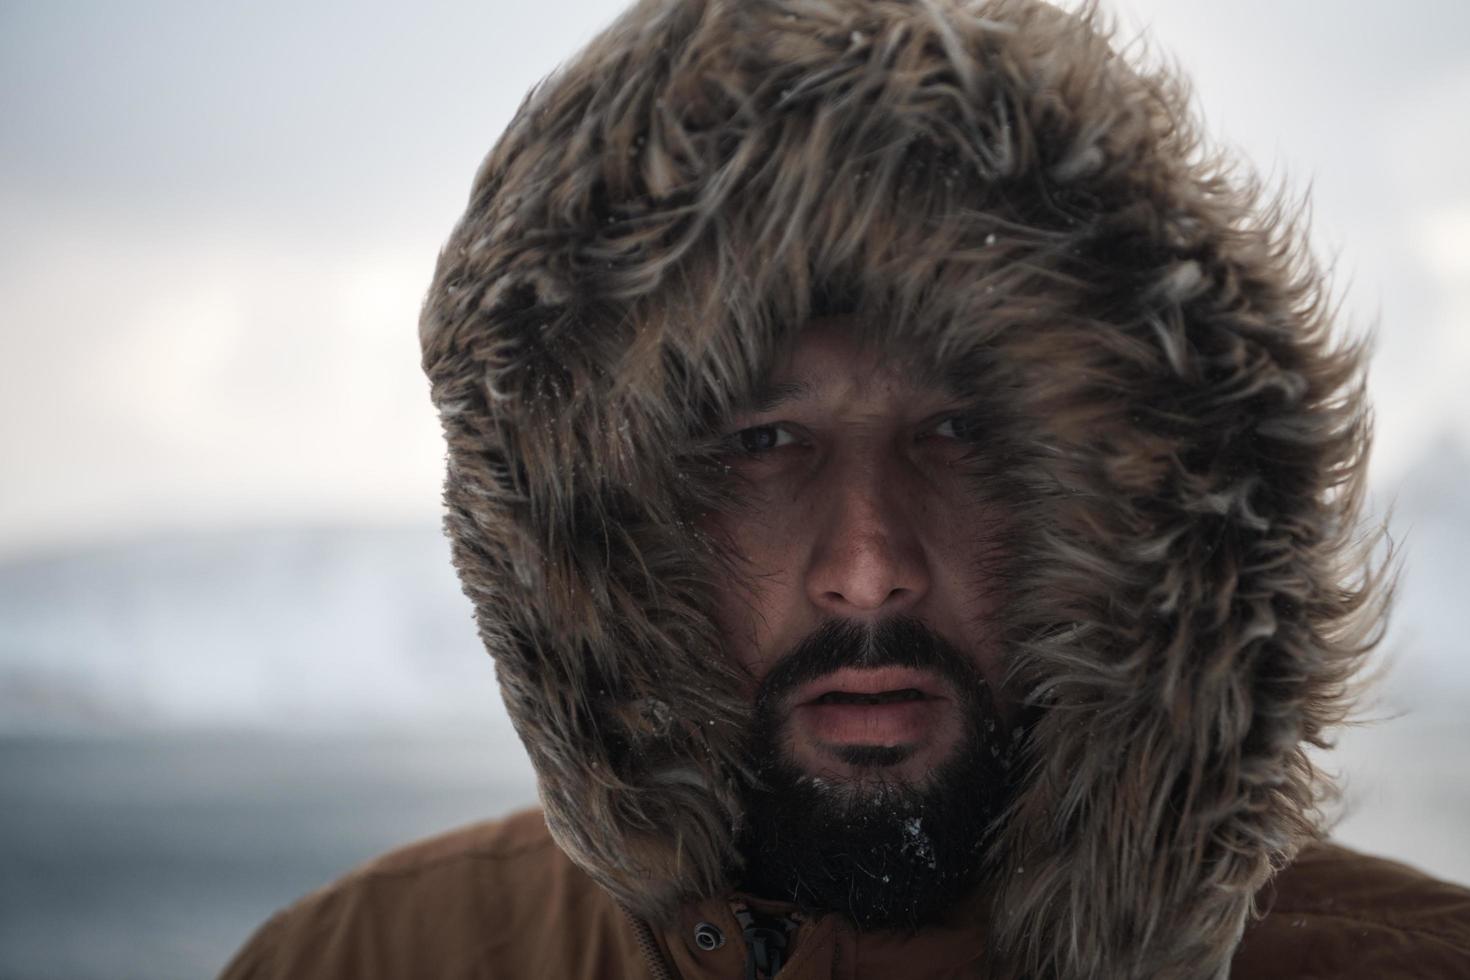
[[2, 1, 1467, 977]]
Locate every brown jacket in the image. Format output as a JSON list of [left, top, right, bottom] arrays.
[[221, 808, 1470, 979]]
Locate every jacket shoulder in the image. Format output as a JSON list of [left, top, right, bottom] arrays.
[[218, 808, 639, 980], [1231, 840, 1470, 979]]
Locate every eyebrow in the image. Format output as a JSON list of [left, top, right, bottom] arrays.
[[738, 380, 813, 415]]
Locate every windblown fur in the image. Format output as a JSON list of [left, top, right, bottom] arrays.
[[418, 0, 1387, 976]]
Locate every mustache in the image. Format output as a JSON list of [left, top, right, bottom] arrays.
[[754, 617, 989, 710]]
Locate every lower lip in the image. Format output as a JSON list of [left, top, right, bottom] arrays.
[[792, 699, 943, 746]]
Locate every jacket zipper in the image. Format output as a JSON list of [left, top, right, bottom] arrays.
[[732, 902, 799, 980], [621, 904, 677, 980]]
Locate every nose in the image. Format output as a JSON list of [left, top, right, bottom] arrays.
[[804, 456, 931, 618]]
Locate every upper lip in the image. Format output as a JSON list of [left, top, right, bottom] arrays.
[[792, 667, 949, 706]]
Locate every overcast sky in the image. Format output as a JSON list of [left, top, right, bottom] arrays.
[[2, 0, 1467, 559]]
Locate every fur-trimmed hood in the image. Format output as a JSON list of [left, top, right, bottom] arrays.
[[418, 0, 1384, 976]]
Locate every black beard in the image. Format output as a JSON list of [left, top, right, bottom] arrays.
[[734, 618, 1017, 932]]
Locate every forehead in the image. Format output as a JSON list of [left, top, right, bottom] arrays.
[[744, 319, 955, 413]]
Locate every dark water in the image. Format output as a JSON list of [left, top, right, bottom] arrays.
[[0, 732, 536, 980]]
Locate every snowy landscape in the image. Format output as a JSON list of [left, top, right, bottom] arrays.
[[6, 436, 1467, 736]]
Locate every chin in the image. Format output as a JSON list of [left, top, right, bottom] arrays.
[[793, 735, 964, 789], [734, 618, 1018, 929], [737, 724, 1015, 931]]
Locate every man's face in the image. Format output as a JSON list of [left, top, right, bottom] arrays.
[[704, 319, 1018, 927], [708, 319, 1013, 782]]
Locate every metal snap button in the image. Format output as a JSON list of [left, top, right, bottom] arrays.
[[693, 921, 725, 951]]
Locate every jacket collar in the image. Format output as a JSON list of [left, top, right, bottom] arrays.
[[657, 890, 990, 979]]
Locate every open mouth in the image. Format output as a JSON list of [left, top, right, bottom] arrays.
[[792, 666, 947, 708], [789, 668, 952, 750], [808, 688, 929, 705]]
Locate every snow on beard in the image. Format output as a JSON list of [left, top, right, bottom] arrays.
[[735, 618, 1019, 931]]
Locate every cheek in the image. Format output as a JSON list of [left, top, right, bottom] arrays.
[[698, 497, 810, 677], [923, 499, 1011, 656]]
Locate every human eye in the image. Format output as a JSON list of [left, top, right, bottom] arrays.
[[725, 423, 799, 456], [931, 415, 978, 441]]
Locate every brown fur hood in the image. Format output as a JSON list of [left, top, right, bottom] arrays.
[[417, 0, 1385, 976]]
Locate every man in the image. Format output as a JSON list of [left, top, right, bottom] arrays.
[[223, 0, 1470, 976]]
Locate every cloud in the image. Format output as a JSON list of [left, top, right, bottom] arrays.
[[0, 203, 446, 555]]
